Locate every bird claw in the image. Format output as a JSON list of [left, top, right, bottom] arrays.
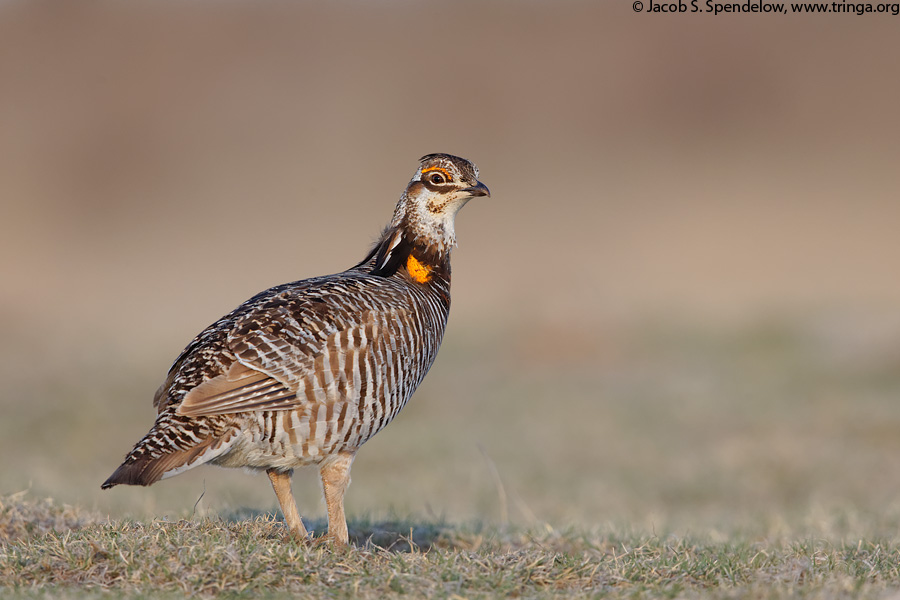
[[313, 533, 350, 549], [288, 530, 312, 545]]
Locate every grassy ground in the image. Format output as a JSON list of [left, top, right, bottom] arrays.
[[3, 494, 900, 599], [4, 318, 900, 598]]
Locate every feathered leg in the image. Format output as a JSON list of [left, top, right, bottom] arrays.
[[319, 452, 355, 546], [266, 468, 308, 540]]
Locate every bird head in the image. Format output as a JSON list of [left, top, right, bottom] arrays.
[[391, 153, 490, 255]]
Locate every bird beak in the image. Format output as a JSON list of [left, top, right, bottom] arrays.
[[461, 181, 490, 198]]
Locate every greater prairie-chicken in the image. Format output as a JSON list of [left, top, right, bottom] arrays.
[[102, 154, 489, 546]]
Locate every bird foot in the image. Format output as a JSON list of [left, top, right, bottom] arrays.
[[288, 531, 312, 545], [313, 533, 350, 549]]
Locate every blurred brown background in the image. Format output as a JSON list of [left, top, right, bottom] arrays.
[[3, 1, 900, 533]]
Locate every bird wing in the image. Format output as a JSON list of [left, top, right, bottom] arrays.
[[176, 289, 399, 418], [176, 361, 298, 417]]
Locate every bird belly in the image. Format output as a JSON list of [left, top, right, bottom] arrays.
[[207, 385, 415, 471], [206, 320, 438, 472]]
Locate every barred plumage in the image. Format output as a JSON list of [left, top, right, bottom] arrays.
[[102, 154, 489, 545]]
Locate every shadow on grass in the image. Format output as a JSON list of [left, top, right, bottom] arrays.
[[223, 506, 460, 552]]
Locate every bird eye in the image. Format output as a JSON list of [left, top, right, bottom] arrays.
[[428, 172, 446, 185]]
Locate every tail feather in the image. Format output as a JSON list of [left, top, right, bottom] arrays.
[[101, 458, 155, 488], [101, 437, 218, 489], [101, 412, 233, 490]]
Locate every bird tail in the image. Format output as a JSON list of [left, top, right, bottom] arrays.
[[101, 413, 231, 489]]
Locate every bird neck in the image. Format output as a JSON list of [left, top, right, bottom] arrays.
[[389, 190, 468, 257], [356, 225, 452, 289]]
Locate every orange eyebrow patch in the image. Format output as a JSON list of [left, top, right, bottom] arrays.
[[406, 255, 432, 284], [421, 166, 451, 179]]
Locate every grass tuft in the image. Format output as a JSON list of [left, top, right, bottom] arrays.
[[0, 492, 104, 544]]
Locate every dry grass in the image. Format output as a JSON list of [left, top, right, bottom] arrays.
[[0, 493, 103, 546], [3, 494, 900, 599]]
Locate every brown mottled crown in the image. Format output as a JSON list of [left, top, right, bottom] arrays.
[[415, 153, 480, 184]]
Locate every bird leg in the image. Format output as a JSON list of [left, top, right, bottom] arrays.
[[319, 451, 355, 546], [266, 468, 308, 541]]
